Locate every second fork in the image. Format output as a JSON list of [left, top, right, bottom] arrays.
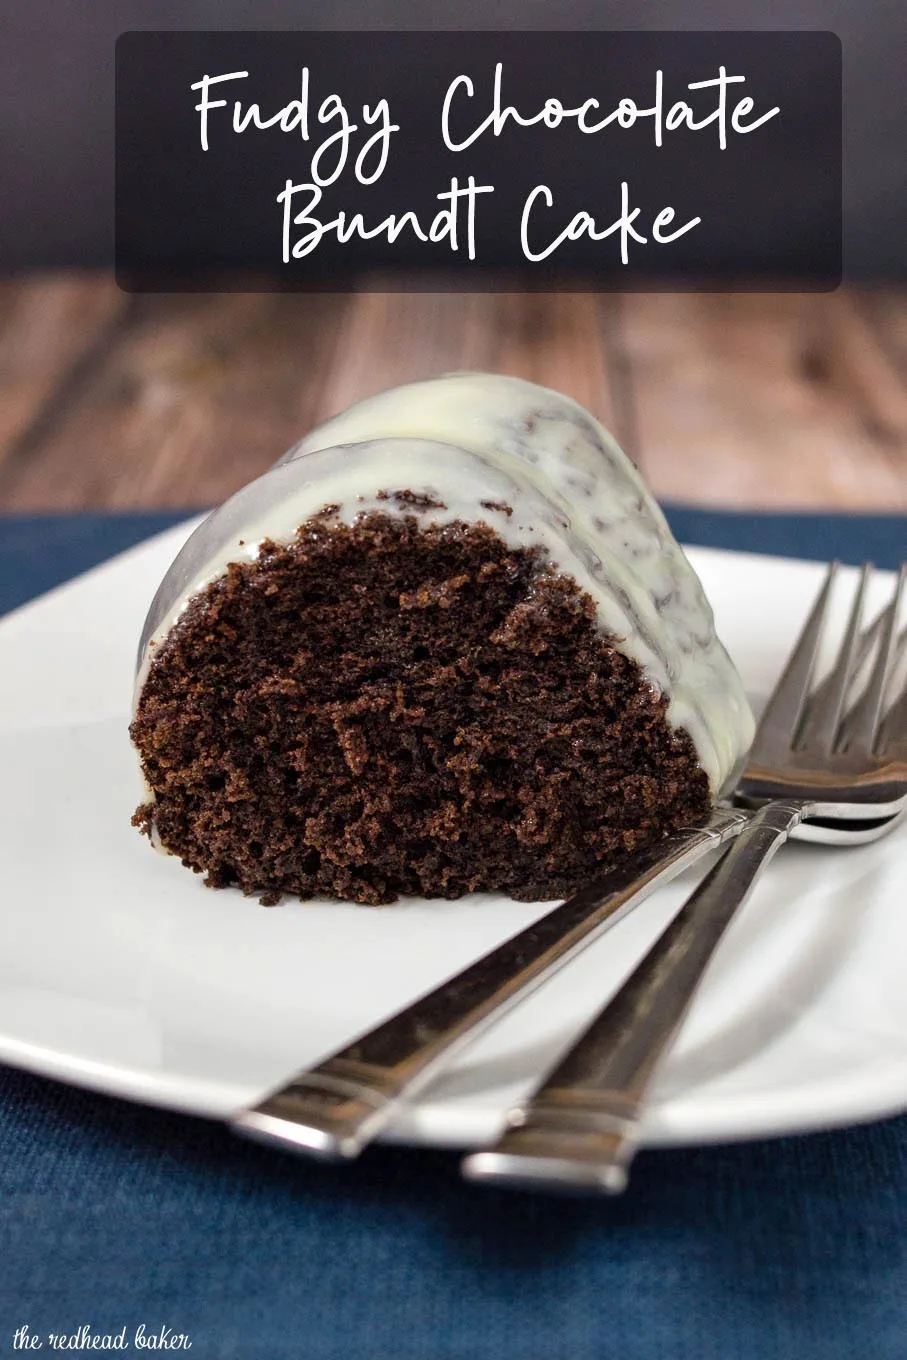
[[463, 561, 907, 1194]]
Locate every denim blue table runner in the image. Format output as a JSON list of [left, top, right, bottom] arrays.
[[1, 507, 906, 1360]]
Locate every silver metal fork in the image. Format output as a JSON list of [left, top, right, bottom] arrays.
[[462, 562, 907, 1194], [234, 562, 903, 1164]]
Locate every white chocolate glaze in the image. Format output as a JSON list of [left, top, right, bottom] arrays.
[[135, 374, 754, 793]]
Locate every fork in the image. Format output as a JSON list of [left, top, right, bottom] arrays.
[[462, 562, 907, 1194], [233, 562, 903, 1164]]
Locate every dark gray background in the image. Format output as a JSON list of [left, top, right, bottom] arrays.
[[2, 0, 903, 277]]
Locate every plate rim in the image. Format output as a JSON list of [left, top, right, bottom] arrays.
[[4, 1026, 907, 1149], [2, 530, 905, 1149]]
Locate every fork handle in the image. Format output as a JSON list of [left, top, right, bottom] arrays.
[[232, 808, 748, 1160], [462, 799, 810, 1195]]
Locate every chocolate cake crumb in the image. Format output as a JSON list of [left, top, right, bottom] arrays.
[[480, 500, 514, 516], [131, 513, 709, 905]]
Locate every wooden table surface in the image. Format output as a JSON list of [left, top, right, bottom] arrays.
[[1, 272, 905, 513]]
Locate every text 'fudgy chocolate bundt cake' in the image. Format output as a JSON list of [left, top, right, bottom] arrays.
[[131, 374, 753, 905]]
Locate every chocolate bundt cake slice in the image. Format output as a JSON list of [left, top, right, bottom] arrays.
[[131, 374, 753, 905]]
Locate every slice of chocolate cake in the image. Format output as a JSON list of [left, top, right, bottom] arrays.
[[131, 374, 753, 905]]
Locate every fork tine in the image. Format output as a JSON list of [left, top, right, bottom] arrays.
[[844, 564, 907, 756], [750, 562, 837, 757], [798, 563, 871, 755], [878, 622, 907, 752]]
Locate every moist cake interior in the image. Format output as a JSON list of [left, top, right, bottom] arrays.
[[131, 506, 710, 905]]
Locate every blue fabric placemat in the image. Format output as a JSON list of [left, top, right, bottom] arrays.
[[2, 507, 907, 1360]]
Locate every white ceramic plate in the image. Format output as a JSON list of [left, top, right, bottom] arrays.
[[1, 523, 905, 1149]]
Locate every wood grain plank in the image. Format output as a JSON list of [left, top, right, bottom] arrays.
[[0, 272, 126, 462], [860, 288, 907, 385], [479, 292, 618, 431], [0, 289, 351, 510], [3, 273, 905, 514], [315, 286, 619, 433], [0, 282, 621, 510], [622, 290, 907, 510]]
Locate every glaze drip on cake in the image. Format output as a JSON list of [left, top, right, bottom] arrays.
[[131, 375, 756, 903]]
